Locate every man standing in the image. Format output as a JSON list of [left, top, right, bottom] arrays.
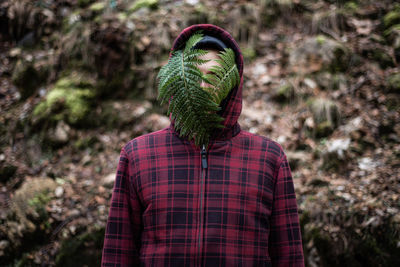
[[101, 24, 304, 266]]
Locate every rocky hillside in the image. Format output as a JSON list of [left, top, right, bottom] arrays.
[[0, 0, 399, 266]]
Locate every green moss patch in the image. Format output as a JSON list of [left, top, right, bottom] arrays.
[[383, 5, 400, 29], [128, 0, 158, 14], [388, 72, 400, 93], [32, 73, 96, 127]]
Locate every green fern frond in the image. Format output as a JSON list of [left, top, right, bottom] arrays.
[[157, 33, 224, 147], [184, 33, 204, 52], [157, 32, 240, 147], [202, 48, 240, 105]]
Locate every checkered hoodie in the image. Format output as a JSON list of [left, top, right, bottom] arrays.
[[101, 24, 304, 267]]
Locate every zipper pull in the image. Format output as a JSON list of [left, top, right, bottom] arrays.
[[201, 144, 207, 169]]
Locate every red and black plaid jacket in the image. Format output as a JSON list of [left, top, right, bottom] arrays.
[[101, 24, 304, 267]]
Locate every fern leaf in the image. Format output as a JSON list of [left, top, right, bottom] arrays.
[[157, 32, 224, 147], [202, 48, 240, 104]]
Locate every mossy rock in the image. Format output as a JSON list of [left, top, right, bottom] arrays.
[[10, 177, 57, 233], [0, 177, 57, 258], [315, 72, 348, 91], [55, 226, 105, 267], [289, 35, 349, 74], [32, 72, 96, 128], [316, 120, 336, 138], [307, 97, 341, 138], [272, 82, 295, 103], [89, 1, 106, 12], [128, 0, 158, 14], [11, 59, 49, 99], [309, 8, 349, 35]]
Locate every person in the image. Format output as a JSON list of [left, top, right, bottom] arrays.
[[101, 24, 304, 267]]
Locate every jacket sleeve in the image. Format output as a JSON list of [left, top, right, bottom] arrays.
[[269, 153, 304, 267], [101, 147, 142, 266]]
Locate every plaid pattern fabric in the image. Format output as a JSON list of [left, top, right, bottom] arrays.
[[101, 24, 304, 267]]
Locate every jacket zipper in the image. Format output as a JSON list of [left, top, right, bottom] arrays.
[[198, 144, 207, 264]]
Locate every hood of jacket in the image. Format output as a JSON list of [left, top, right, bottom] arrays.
[[168, 24, 244, 144]]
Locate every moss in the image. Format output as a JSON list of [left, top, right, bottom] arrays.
[[383, 6, 400, 29], [388, 72, 400, 93], [128, 0, 158, 13], [33, 87, 94, 125], [117, 12, 128, 22], [316, 120, 334, 138], [272, 82, 295, 103], [89, 1, 106, 12], [307, 97, 341, 138], [316, 34, 326, 45], [55, 227, 105, 267], [32, 73, 96, 127], [331, 45, 348, 73], [383, 24, 400, 38], [62, 11, 82, 34], [371, 48, 395, 69], [343, 1, 358, 13], [3, 177, 58, 259], [242, 46, 257, 62], [12, 178, 57, 224], [27, 190, 52, 222], [315, 72, 347, 91], [74, 136, 99, 150]]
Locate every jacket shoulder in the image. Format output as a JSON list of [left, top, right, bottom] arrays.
[[237, 130, 286, 160], [122, 127, 171, 154]]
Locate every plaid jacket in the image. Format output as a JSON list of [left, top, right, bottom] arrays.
[[101, 24, 304, 267]]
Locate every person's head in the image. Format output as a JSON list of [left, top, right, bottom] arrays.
[[157, 29, 240, 146]]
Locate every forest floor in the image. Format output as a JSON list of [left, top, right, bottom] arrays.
[[0, 0, 399, 266]]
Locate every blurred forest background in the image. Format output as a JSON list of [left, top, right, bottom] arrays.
[[0, 0, 399, 266]]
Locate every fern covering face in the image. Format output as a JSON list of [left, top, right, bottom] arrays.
[[198, 50, 221, 94], [157, 33, 240, 147]]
